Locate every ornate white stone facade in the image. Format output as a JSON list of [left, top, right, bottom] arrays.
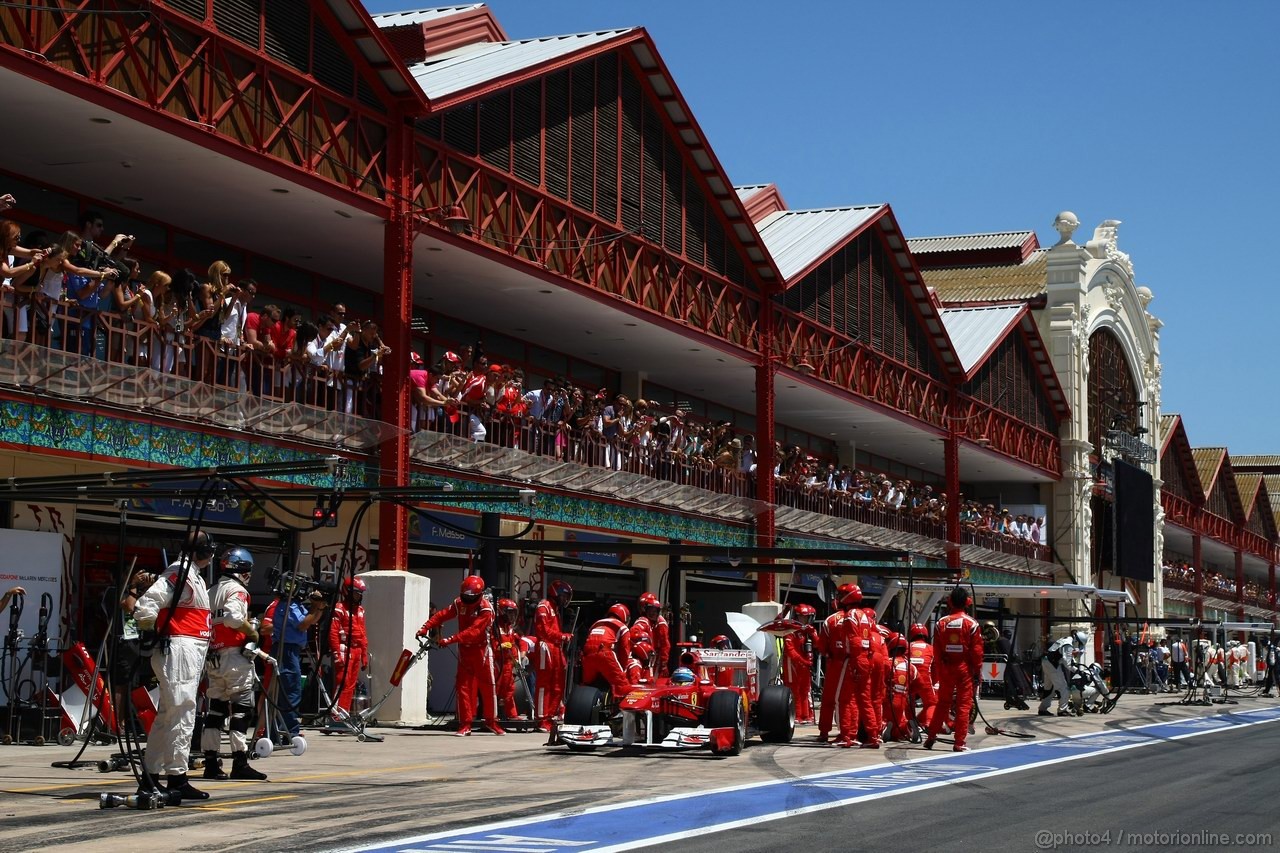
[[1038, 214, 1164, 617]]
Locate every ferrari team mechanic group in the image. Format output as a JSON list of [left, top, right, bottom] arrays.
[[125, 541, 1083, 806], [417, 575, 988, 752]]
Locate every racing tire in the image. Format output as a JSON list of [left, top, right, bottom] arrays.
[[757, 684, 795, 743], [706, 689, 745, 756], [564, 685, 605, 726], [514, 677, 533, 718]]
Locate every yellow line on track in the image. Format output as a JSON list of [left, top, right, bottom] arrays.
[[189, 793, 299, 811]]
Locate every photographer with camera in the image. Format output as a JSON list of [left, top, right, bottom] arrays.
[[200, 547, 267, 782], [270, 581, 328, 738], [131, 531, 215, 802]]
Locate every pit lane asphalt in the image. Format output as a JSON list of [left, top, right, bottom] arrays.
[[0, 691, 1275, 853]]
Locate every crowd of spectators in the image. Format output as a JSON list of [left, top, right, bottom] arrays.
[[1, 194, 1046, 559], [1162, 560, 1272, 605]]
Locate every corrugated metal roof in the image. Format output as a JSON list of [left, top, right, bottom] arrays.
[[939, 305, 1025, 374], [405, 29, 635, 101], [756, 205, 884, 282], [1160, 413, 1179, 435], [735, 184, 769, 202], [1232, 455, 1280, 468], [1266, 475, 1280, 499], [907, 231, 1035, 254], [1191, 447, 1226, 492], [371, 5, 485, 27], [923, 250, 1047, 304], [1236, 472, 1263, 512]]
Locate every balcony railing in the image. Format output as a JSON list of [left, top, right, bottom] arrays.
[[414, 401, 1051, 562]]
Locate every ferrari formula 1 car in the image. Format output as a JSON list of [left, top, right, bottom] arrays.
[[557, 647, 794, 755]]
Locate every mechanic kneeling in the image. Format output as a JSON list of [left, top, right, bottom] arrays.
[[581, 603, 634, 699]]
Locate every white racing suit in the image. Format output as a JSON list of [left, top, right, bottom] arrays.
[[201, 575, 256, 754], [133, 558, 211, 778], [1038, 636, 1075, 715]]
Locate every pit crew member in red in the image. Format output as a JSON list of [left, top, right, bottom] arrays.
[[581, 603, 633, 698], [492, 598, 522, 720], [417, 576, 504, 736], [634, 592, 670, 676], [132, 531, 214, 802], [627, 626, 654, 683], [839, 594, 878, 749], [329, 576, 369, 722], [907, 623, 938, 729], [533, 580, 574, 733], [782, 603, 818, 724], [924, 586, 984, 752], [815, 584, 854, 742]]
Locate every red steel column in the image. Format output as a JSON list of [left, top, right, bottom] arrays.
[[377, 112, 413, 571], [754, 307, 777, 602], [1192, 533, 1203, 621]]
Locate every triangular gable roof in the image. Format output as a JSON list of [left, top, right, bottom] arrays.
[[944, 304, 1070, 422], [1235, 472, 1278, 541], [940, 305, 1025, 374], [397, 27, 788, 289], [322, 0, 432, 110], [756, 206, 886, 282], [1192, 447, 1226, 496], [371, 5, 489, 28], [908, 230, 1039, 265], [1193, 447, 1247, 523], [1159, 414, 1205, 503]]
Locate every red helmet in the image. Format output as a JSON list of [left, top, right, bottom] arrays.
[[890, 638, 908, 656], [497, 597, 517, 614], [344, 576, 367, 593], [638, 591, 661, 611], [909, 623, 928, 640], [792, 603, 816, 619], [460, 575, 485, 601], [608, 603, 630, 623], [710, 634, 732, 649], [631, 639, 652, 662], [549, 580, 573, 602], [837, 583, 862, 607]]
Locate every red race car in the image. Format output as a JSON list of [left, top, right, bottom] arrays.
[[557, 648, 794, 755]]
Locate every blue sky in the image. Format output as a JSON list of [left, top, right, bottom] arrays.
[[366, 1, 1280, 453]]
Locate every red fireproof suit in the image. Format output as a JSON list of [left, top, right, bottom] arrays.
[[909, 638, 938, 728], [816, 610, 847, 739], [867, 618, 890, 739], [926, 607, 983, 750], [420, 596, 498, 730], [492, 622, 521, 719], [887, 657, 917, 741], [329, 599, 368, 715], [839, 609, 878, 746], [581, 614, 632, 698], [782, 624, 818, 724], [533, 598, 571, 726], [633, 614, 671, 677]]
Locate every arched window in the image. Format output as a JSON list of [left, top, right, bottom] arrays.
[[1087, 328, 1140, 455]]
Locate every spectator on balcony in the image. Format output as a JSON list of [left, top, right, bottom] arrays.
[[601, 394, 626, 469], [242, 300, 275, 396], [303, 315, 338, 407], [125, 269, 164, 368], [108, 259, 148, 364], [264, 306, 299, 398], [1030, 516, 1045, 545], [215, 279, 253, 390], [157, 269, 198, 374], [32, 231, 117, 349], [343, 319, 390, 418], [493, 367, 527, 448], [1, 221, 47, 340]]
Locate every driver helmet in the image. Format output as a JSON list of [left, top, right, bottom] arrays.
[[460, 575, 485, 604], [219, 547, 254, 585], [670, 667, 695, 685], [710, 634, 732, 650]]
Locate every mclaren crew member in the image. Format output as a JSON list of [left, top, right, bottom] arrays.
[[924, 587, 983, 752], [329, 576, 369, 722], [782, 603, 818, 725], [532, 580, 574, 733], [131, 531, 215, 801], [417, 576, 504, 736], [1039, 630, 1085, 717], [201, 547, 266, 781], [582, 603, 634, 699]]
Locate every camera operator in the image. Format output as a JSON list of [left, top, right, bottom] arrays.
[[270, 584, 327, 738], [131, 531, 215, 802], [200, 547, 267, 782]]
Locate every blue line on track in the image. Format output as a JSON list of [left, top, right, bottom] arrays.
[[343, 706, 1280, 853]]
